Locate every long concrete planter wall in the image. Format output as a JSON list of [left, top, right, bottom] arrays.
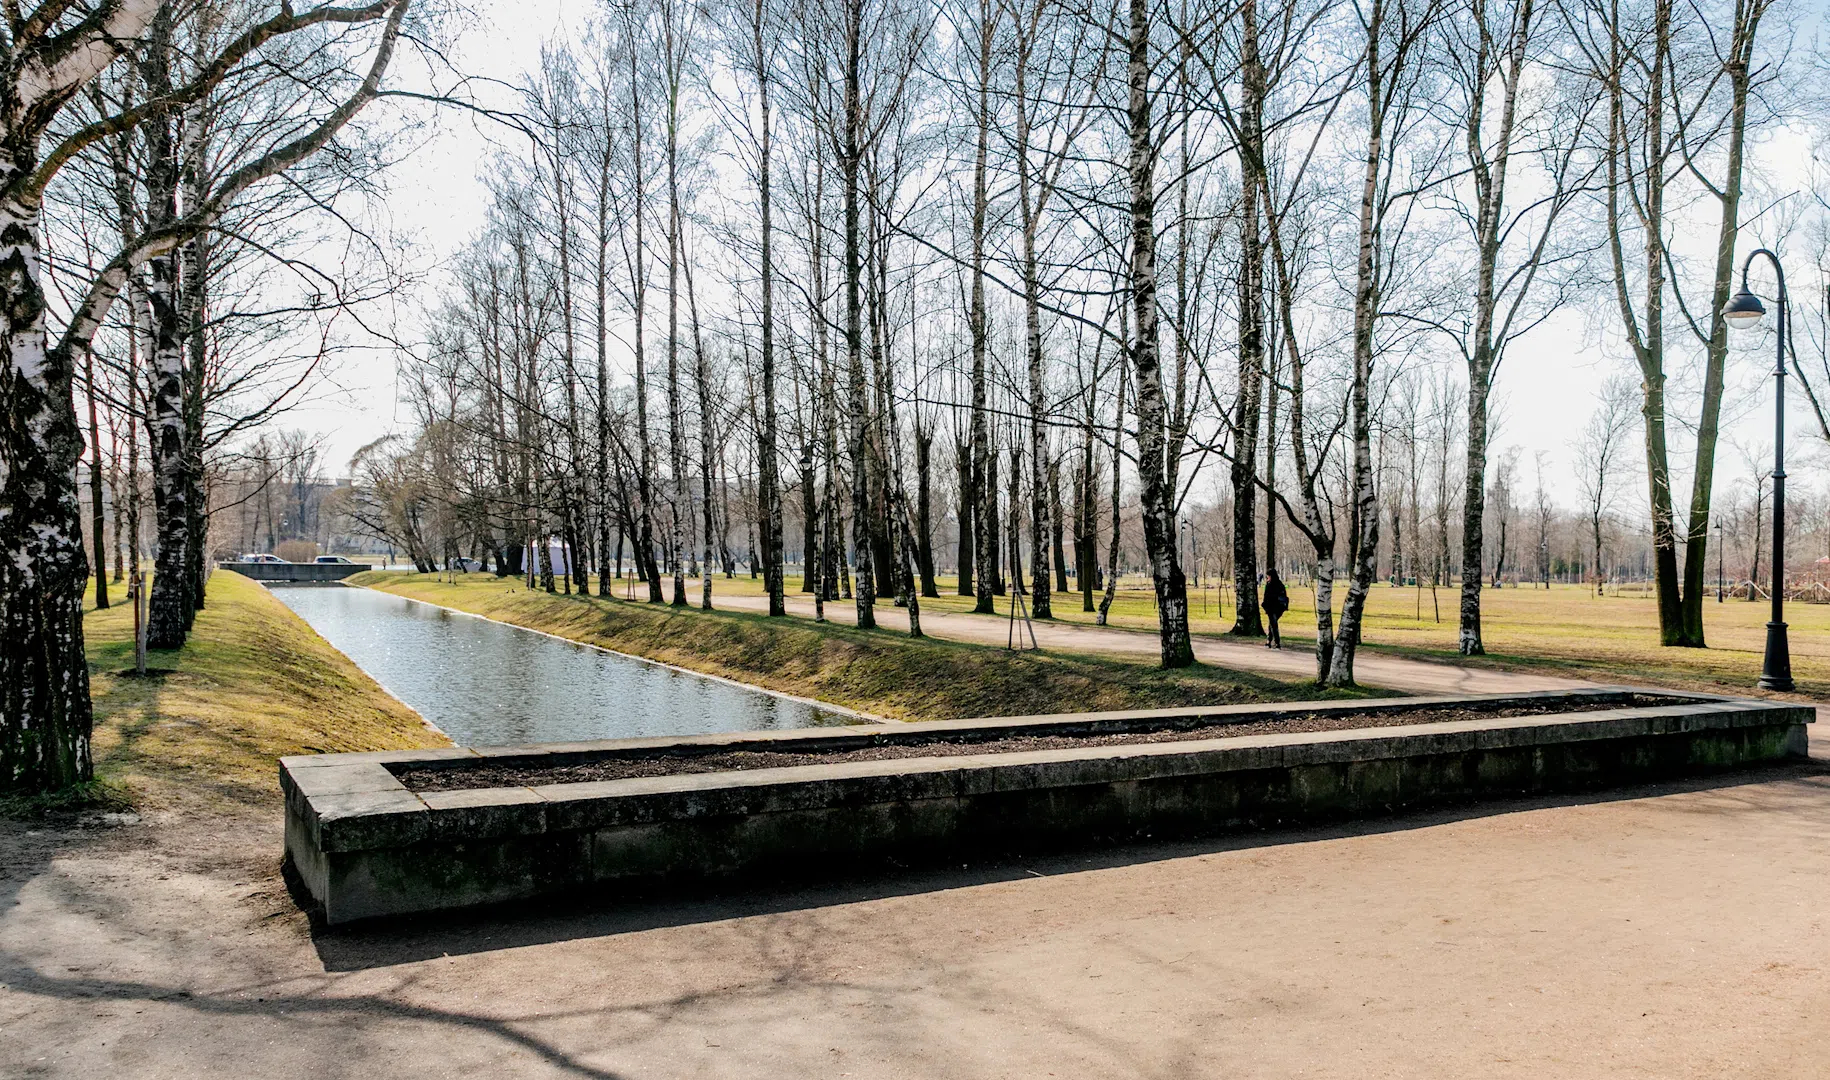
[[281, 690, 1811, 924]]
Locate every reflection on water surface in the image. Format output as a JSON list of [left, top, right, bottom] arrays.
[[273, 585, 849, 746]]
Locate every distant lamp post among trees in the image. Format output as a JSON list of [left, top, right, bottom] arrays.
[[1188, 521, 1200, 589], [1722, 249, 1793, 692], [1714, 519, 1723, 603]]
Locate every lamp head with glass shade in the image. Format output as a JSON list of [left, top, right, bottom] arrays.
[[1723, 288, 1767, 330]]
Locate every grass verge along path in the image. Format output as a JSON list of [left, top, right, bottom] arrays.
[[352, 571, 1376, 722], [59, 571, 448, 817]]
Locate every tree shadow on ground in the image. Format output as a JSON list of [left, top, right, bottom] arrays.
[[7, 756, 1829, 1080], [308, 758, 1830, 972], [0, 814, 648, 1080]]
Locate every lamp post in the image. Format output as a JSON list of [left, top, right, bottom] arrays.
[[1722, 248, 1793, 692], [1182, 518, 1198, 589], [1714, 519, 1723, 603]]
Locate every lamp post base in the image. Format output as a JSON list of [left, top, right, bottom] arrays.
[[1758, 621, 1793, 692]]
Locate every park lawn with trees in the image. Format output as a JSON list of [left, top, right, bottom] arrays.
[[567, 569, 1830, 701], [3, 572, 447, 819], [0, 0, 1817, 800], [352, 571, 1375, 721], [1325, 588, 1830, 702]]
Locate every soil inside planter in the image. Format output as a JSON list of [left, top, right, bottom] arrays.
[[394, 693, 1694, 793]]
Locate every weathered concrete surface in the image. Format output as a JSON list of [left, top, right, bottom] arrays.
[[283, 692, 1811, 924], [3, 729, 1827, 1078]]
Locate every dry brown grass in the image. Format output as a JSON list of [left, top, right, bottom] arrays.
[[82, 571, 447, 814]]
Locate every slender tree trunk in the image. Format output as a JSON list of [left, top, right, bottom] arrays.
[[968, 0, 995, 616], [550, 135, 587, 596], [1013, 17, 1051, 620], [955, 440, 974, 596], [1263, 321, 1279, 579], [86, 349, 109, 609], [144, 248, 192, 650], [595, 114, 615, 597], [687, 257, 715, 610], [1458, 381, 1489, 650], [629, 34, 663, 603], [985, 446, 1003, 594], [0, 175, 95, 790], [800, 441, 818, 592], [841, 0, 876, 628], [1456, 0, 1531, 656], [1748, 484, 1762, 600], [1051, 460, 1068, 593], [664, 5, 689, 607], [141, 34, 192, 647], [1678, 9, 1757, 646], [125, 291, 145, 592], [752, 0, 785, 616], [1127, 0, 1194, 667], [180, 110, 209, 617], [915, 427, 937, 596], [1097, 342, 1126, 627], [1007, 443, 1025, 604], [1230, 0, 1266, 637], [1327, 0, 1405, 687], [111, 434, 128, 584], [1607, 0, 1684, 643], [1078, 409, 1096, 611]]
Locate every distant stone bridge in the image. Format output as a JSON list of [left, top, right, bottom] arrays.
[[219, 561, 366, 583]]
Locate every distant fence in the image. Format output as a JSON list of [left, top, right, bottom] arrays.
[[218, 562, 365, 583]]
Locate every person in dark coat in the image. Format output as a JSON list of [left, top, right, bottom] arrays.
[[1262, 569, 1289, 649]]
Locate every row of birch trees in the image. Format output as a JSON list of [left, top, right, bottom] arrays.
[[0, 0, 418, 791], [371, 0, 1803, 675], [0, 0, 1814, 794]]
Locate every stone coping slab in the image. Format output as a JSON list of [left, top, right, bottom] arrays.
[[282, 689, 1812, 924], [279, 687, 1692, 780]]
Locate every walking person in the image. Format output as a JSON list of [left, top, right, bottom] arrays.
[[1262, 569, 1288, 649]]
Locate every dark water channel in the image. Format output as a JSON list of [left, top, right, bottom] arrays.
[[271, 584, 852, 746]]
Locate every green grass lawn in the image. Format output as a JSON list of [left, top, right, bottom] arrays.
[[353, 571, 1376, 721], [593, 567, 1830, 701], [1263, 578, 1830, 701], [68, 570, 447, 814]]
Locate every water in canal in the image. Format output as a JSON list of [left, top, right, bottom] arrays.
[[271, 585, 852, 746]]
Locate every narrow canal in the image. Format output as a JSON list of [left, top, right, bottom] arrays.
[[272, 585, 851, 746]]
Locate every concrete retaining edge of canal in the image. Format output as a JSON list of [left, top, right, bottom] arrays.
[[281, 689, 1813, 925]]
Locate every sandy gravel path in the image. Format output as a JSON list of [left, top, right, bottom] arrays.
[[3, 725, 1825, 1079]]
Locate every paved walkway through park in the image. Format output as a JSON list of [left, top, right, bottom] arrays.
[[700, 584, 1590, 695], [4, 729, 1825, 1079]]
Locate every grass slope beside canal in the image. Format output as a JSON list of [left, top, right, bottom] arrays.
[[351, 571, 1376, 721], [38, 572, 450, 817]]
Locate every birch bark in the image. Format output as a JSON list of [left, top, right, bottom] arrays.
[[1127, 0, 1194, 667]]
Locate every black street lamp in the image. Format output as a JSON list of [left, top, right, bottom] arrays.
[[1723, 248, 1793, 692]]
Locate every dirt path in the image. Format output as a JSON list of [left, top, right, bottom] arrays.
[[700, 587, 1589, 695], [4, 729, 1827, 1079]]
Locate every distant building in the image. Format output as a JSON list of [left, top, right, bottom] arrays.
[[525, 539, 573, 576]]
